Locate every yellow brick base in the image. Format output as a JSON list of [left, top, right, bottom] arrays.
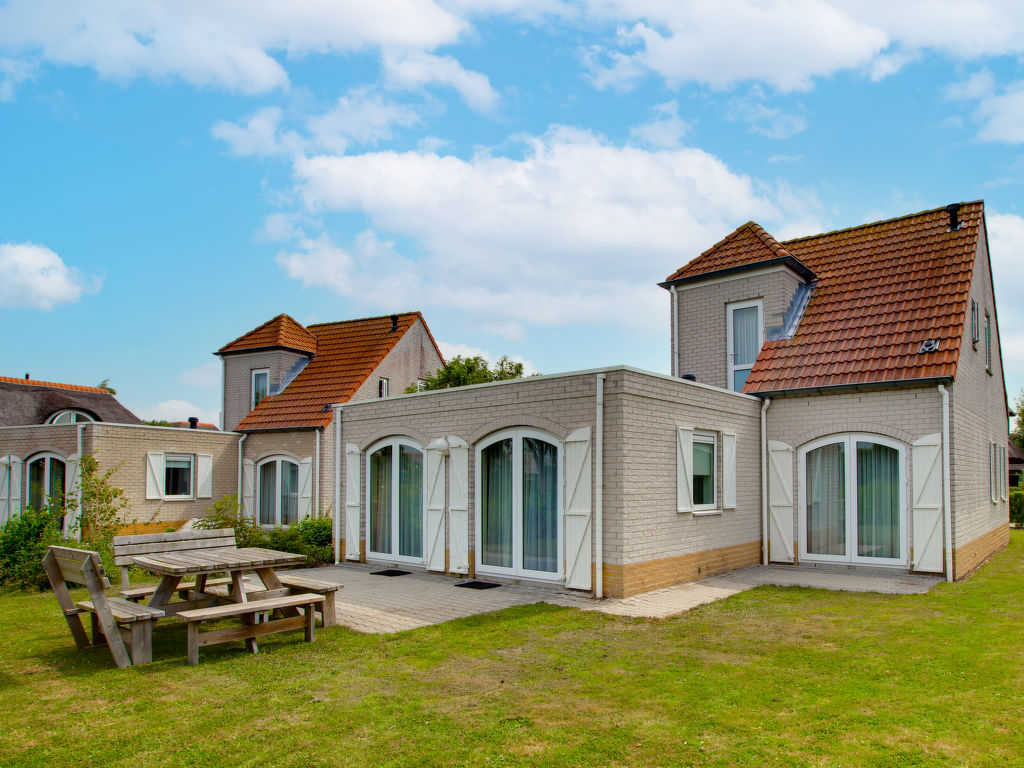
[[115, 520, 189, 536], [954, 523, 1009, 580], [603, 540, 763, 598]]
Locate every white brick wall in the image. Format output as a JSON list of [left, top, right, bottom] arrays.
[[222, 349, 309, 431]]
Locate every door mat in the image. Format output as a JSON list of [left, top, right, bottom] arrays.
[[370, 569, 412, 577], [454, 580, 502, 590]]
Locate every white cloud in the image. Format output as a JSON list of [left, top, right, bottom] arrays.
[[628, 100, 690, 148], [726, 88, 808, 139], [945, 70, 1024, 143], [0, 0, 466, 94], [177, 360, 221, 388], [0, 56, 34, 101], [134, 399, 220, 426], [945, 69, 996, 101], [284, 126, 821, 336], [212, 106, 299, 157], [0, 242, 101, 310], [382, 51, 499, 112], [987, 211, 1024, 398], [307, 88, 421, 152]]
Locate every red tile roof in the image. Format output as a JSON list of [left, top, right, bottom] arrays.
[[665, 202, 985, 393], [217, 313, 318, 355], [234, 312, 436, 431], [0, 376, 111, 394]]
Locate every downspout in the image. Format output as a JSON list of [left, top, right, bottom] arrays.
[[236, 433, 247, 517], [760, 397, 771, 565], [74, 423, 86, 542], [939, 384, 953, 582], [595, 373, 605, 598], [333, 405, 342, 565], [314, 428, 321, 520]]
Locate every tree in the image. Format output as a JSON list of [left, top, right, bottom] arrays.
[[97, 378, 116, 394], [406, 355, 530, 392], [1012, 389, 1024, 452]]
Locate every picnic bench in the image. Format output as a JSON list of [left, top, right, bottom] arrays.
[[43, 545, 164, 668], [113, 527, 237, 593]]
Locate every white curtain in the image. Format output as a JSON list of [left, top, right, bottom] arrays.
[[806, 443, 846, 555], [856, 442, 899, 559]]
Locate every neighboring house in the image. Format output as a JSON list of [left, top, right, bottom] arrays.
[[1010, 439, 1023, 489], [329, 201, 1010, 596], [215, 312, 444, 531], [0, 377, 239, 534]]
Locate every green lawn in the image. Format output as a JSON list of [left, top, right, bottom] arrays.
[[2, 533, 1024, 768]]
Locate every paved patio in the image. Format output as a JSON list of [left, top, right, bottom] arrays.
[[298, 561, 942, 633]]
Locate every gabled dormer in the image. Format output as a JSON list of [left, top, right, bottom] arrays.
[[659, 222, 815, 391]]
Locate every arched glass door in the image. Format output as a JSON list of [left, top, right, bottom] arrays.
[[367, 439, 424, 563], [27, 454, 66, 511]]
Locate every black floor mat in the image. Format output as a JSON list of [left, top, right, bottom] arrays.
[[454, 580, 502, 590], [370, 569, 412, 577]]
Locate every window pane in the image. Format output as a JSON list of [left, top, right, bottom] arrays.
[[28, 459, 45, 510], [692, 441, 715, 506], [806, 443, 846, 555], [732, 306, 759, 365], [398, 446, 423, 558], [51, 412, 72, 425], [253, 371, 268, 407], [369, 447, 392, 554], [856, 442, 899, 559], [259, 462, 276, 526], [522, 438, 558, 573], [481, 439, 513, 568], [733, 368, 750, 392], [48, 459, 66, 503], [280, 461, 298, 525], [165, 457, 191, 496]]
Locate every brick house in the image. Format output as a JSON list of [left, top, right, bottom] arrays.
[[332, 201, 1010, 595]]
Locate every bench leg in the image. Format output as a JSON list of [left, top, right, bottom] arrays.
[[305, 603, 316, 642], [187, 622, 199, 666], [129, 621, 153, 665], [321, 595, 337, 628]]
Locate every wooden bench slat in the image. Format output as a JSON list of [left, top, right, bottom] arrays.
[[277, 574, 340, 592], [179, 593, 324, 622], [113, 537, 236, 565], [77, 598, 165, 623], [120, 577, 232, 601], [112, 528, 234, 546]]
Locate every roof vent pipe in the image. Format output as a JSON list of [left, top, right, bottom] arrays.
[[389, 314, 399, 332], [25, 373, 29, 379], [946, 203, 961, 232], [188, 416, 199, 429]]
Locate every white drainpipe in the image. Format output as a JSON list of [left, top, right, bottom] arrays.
[[595, 373, 605, 598], [333, 405, 342, 565], [939, 384, 953, 582], [236, 433, 247, 516], [314, 427, 321, 519], [760, 397, 771, 565]]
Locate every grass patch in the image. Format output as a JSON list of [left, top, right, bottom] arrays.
[[3, 532, 1024, 767]]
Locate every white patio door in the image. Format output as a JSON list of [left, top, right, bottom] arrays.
[[799, 435, 906, 566], [367, 439, 425, 564], [476, 429, 562, 582]]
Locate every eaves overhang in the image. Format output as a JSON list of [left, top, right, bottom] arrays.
[[747, 375, 954, 399], [658, 256, 816, 290], [214, 345, 315, 358]]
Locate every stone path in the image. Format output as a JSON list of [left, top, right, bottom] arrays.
[[298, 561, 942, 634]]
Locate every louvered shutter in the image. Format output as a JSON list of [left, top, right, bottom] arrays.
[[676, 427, 693, 513], [64, 454, 81, 540], [424, 439, 447, 572], [196, 454, 213, 499], [0, 460, 10, 524], [911, 433, 943, 573], [767, 441, 795, 563], [563, 427, 593, 590], [145, 452, 165, 499], [345, 444, 361, 560], [447, 436, 470, 574], [722, 432, 737, 510], [298, 457, 313, 520], [991, 442, 997, 503], [242, 459, 255, 519]]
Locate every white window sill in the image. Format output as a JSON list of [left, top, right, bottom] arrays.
[[162, 495, 194, 502], [692, 508, 723, 517]]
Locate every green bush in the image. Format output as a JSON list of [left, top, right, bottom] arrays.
[[194, 495, 266, 548], [0, 505, 63, 590], [1010, 489, 1024, 528]]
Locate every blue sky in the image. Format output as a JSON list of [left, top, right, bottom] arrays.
[[1, 0, 1022, 425]]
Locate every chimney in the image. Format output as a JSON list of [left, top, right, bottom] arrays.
[[390, 314, 399, 332], [24, 373, 29, 379], [946, 203, 961, 232], [188, 416, 199, 429]]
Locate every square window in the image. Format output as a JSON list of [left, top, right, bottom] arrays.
[[165, 455, 193, 498], [693, 434, 717, 508]]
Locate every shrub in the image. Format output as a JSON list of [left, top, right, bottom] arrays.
[[0, 504, 63, 590], [194, 497, 334, 565], [194, 495, 266, 548], [1010, 488, 1024, 528]]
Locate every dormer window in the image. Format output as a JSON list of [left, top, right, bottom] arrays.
[[251, 369, 269, 410], [378, 378, 389, 398], [47, 410, 94, 425], [727, 299, 763, 392]]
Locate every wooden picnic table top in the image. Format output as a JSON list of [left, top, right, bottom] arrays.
[[130, 547, 306, 577]]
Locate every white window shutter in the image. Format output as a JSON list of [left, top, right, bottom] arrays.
[[424, 439, 448, 572], [676, 427, 693, 513], [990, 442, 997, 503], [564, 427, 593, 591], [767, 441, 795, 563], [196, 454, 213, 499], [911, 433, 943, 573], [447, 436, 470, 574], [146, 452, 165, 499], [64, 454, 81, 540], [242, 459, 255, 519], [723, 433, 737, 509], [0, 460, 10, 525], [9, 457, 21, 516], [1001, 446, 1008, 501], [298, 456, 313, 520], [345, 444, 361, 560]]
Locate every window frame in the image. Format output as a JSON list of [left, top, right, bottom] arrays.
[[256, 456, 300, 527], [797, 434, 907, 567], [474, 427, 564, 582], [162, 453, 194, 500], [364, 437, 426, 564], [46, 409, 95, 425], [378, 378, 389, 398], [251, 368, 270, 410], [970, 299, 979, 350], [984, 311, 992, 373], [726, 299, 763, 392], [691, 431, 718, 512], [26, 452, 67, 511]]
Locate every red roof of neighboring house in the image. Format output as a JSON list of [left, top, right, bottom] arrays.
[[217, 313, 318, 356], [664, 202, 986, 393], [233, 312, 438, 431], [0, 376, 110, 394]]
